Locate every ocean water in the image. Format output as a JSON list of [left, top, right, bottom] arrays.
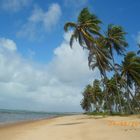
[[0, 109, 71, 125]]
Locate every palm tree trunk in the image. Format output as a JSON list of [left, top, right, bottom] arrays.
[[110, 48, 123, 114], [100, 74, 108, 113], [103, 72, 112, 114], [126, 85, 133, 114]]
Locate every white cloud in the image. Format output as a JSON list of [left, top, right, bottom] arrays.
[[49, 33, 93, 86], [17, 3, 61, 40], [0, 38, 17, 51], [1, 0, 32, 12], [43, 3, 61, 30], [0, 33, 99, 112]]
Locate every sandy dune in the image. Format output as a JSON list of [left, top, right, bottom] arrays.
[[0, 115, 140, 140]]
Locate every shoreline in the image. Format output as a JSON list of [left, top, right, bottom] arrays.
[[0, 114, 71, 128], [0, 114, 140, 140], [0, 116, 56, 128], [0, 112, 80, 128]]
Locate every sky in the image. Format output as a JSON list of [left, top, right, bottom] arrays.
[[0, 0, 140, 112]]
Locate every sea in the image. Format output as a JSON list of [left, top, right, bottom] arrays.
[[0, 109, 76, 125]]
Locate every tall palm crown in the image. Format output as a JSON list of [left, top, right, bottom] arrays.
[[121, 52, 140, 87], [64, 8, 111, 77], [103, 24, 128, 113], [64, 8, 101, 49], [88, 35, 112, 77], [88, 43, 111, 77], [105, 24, 128, 56]]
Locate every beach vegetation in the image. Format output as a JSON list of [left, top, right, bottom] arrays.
[[64, 8, 140, 115]]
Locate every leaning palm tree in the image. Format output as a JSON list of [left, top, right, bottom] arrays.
[[121, 52, 140, 113], [103, 24, 128, 113], [121, 52, 140, 86], [105, 24, 128, 56], [88, 37, 111, 77], [64, 8, 101, 50], [88, 37, 112, 113], [64, 8, 112, 78]]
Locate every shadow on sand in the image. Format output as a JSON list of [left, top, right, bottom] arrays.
[[56, 122, 85, 126]]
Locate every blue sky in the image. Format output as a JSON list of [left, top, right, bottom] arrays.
[[0, 0, 139, 112], [0, 0, 139, 62]]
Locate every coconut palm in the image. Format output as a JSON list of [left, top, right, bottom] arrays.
[[105, 24, 128, 56], [92, 80, 103, 112], [87, 39, 112, 112], [121, 52, 140, 113], [64, 8, 112, 79], [121, 52, 140, 86], [88, 37, 112, 77], [80, 85, 93, 112], [105, 78, 118, 112], [103, 24, 128, 113], [64, 8, 101, 50], [64, 8, 112, 112]]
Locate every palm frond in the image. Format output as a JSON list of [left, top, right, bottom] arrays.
[[64, 22, 76, 32]]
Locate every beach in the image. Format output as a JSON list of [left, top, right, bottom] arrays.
[[0, 115, 140, 140]]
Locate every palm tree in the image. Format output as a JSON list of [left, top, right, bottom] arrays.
[[81, 85, 93, 112], [92, 80, 103, 112], [121, 52, 140, 86], [64, 8, 101, 50], [121, 52, 140, 113], [64, 8, 113, 81], [64, 8, 112, 112], [105, 24, 128, 56], [104, 24, 128, 113], [105, 78, 117, 112], [88, 37, 111, 77]]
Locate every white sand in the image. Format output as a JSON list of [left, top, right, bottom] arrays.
[[0, 115, 140, 140]]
